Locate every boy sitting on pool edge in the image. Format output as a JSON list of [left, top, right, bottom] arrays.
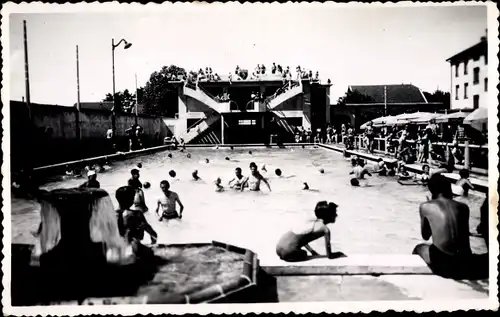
[[276, 201, 346, 262]]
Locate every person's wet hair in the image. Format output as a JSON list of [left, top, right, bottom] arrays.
[[422, 164, 430, 172], [137, 163, 142, 168], [230, 146, 234, 150], [249, 162, 257, 169], [357, 158, 365, 167], [459, 169, 470, 179], [116, 186, 136, 209], [427, 174, 452, 199], [350, 178, 360, 187], [225, 157, 230, 161], [168, 153, 173, 158], [235, 167, 242, 173], [192, 170, 199, 179], [319, 168, 325, 174], [275, 168, 282, 176], [169, 170, 176, 178], [248, 150, 253, 155], [131, 168, 140, 175], [160, 180, 170, 189], [187, 153, 191, 158], [143, 182, 151, 189], [205, 158, 210, 163], [314, 201, 338, 220], [351, 158, 357, 166]]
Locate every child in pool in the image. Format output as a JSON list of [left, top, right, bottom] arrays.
[[228, 167, 245, 190], [452, 169, 475, 196], [276, 201, 344, 262], [373, 158, 387, 176], [214, 178, 224, 192], [396, 164, 413, 180]]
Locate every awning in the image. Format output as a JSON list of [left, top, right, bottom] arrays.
[[360, 115, 395, 129], [463, 108, 488, 132], [435, 111, 468, 123]]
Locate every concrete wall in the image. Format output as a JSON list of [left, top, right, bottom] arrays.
[[10, 101, 170, 170]]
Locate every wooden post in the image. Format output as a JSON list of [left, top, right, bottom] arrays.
[[464, 139, 470, 170], [221, 114, 225, 145]]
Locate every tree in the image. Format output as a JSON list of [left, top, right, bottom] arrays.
[[423, 89, 450, 109], [103, 89, 136, 113], [141, 65, 187, 116], [336, 89, 375, 106]]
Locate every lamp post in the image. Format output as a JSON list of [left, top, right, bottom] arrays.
[[111, 38, 132, 147]]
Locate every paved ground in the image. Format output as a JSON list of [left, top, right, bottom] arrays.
[[274, 275, 489, 302]]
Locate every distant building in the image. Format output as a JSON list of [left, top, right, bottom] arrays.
[[446, 34, 488, 110], [332, 84, 446, 130]]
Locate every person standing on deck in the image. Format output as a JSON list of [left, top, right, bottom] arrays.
[[241, 162, 271, 192]]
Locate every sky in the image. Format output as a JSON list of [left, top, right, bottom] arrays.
[[7, 3, 489, 106]]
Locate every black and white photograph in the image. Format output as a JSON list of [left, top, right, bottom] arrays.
[[1, 2, 498, 315]]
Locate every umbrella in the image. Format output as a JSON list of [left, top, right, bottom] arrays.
[[360, 115, 394, 129], [435, 111, 468, 123], [463, 108, 488, 132], [407, 112, 442, 124]]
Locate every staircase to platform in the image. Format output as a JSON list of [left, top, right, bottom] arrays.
[[266, 81, 303, 110], [182, 110, 221, 144], [183, 82, 231, 113]]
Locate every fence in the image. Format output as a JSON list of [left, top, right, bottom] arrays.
[[334, 134, 488, 171]]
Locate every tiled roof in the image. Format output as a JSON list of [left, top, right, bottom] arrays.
[[348, 84, 427, 104], [446, 39, 487, 63]]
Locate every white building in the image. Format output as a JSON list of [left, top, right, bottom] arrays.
[[447, 35, 488, 110]]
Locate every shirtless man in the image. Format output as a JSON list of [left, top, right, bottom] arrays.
[[228, 167, 245, 190], [350, 159, 372, 179], [241, 162, 271, 192], [156, 180, 184, 222], [412, 174, 486, 278]]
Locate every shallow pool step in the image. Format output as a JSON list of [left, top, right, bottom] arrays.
[[261, 254, 433, 276]]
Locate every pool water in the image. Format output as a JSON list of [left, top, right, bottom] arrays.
[[11, 146, 487, 261]]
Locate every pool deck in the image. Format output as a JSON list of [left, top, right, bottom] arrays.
[[318, 144, 489, 193], [260, 254, 489, 301]]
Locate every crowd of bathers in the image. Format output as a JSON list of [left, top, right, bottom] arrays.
[[21, 143, 490, 280]]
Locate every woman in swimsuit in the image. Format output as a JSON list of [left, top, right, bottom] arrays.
[[241, 162, 271, 192], [276, 201, 343, 262]]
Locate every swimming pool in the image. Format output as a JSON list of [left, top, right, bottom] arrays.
[[11, 146, 487, 261]]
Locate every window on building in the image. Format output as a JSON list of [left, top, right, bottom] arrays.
[[464, 61, 468, 75], [473, 95, 479, 109], [484, 78, 488, 92], [455, 64, 459, 77], [238, 119, 256, 126], [455, 85, 459, 100], [464, 83, 468, 99], [473, 67, 480, 84]]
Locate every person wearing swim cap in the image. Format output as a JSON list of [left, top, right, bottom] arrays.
[[241, 162, 271, 192], [228, 167, 245, 190], [79, 170, 100, 189], [169, 170, 177, 178], [156, 180, 184, 222], [276, 201, 345, 262]]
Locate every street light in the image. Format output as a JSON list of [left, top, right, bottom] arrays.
[[111, 38, 132, 149]]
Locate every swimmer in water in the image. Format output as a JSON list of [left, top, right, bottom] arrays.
[[156, 180, 184, 222], [205, 158, 210, 164], [396, 165, 413, 180], [400, 164, 430, 186], [276, 201, 345, 262], [228, 167, 245, 190], [303, 182, 310, 190], [373, 158, 387, 176], [350, 159, 372, 179], [214, 178, 224, 192], [240, 162, 271, 192], [167, 153, 173, 158], [452, 169, 475, 197], [261, 164, 267, 173], [192, 170, 201, 181], [187, 153, 192, 159]]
